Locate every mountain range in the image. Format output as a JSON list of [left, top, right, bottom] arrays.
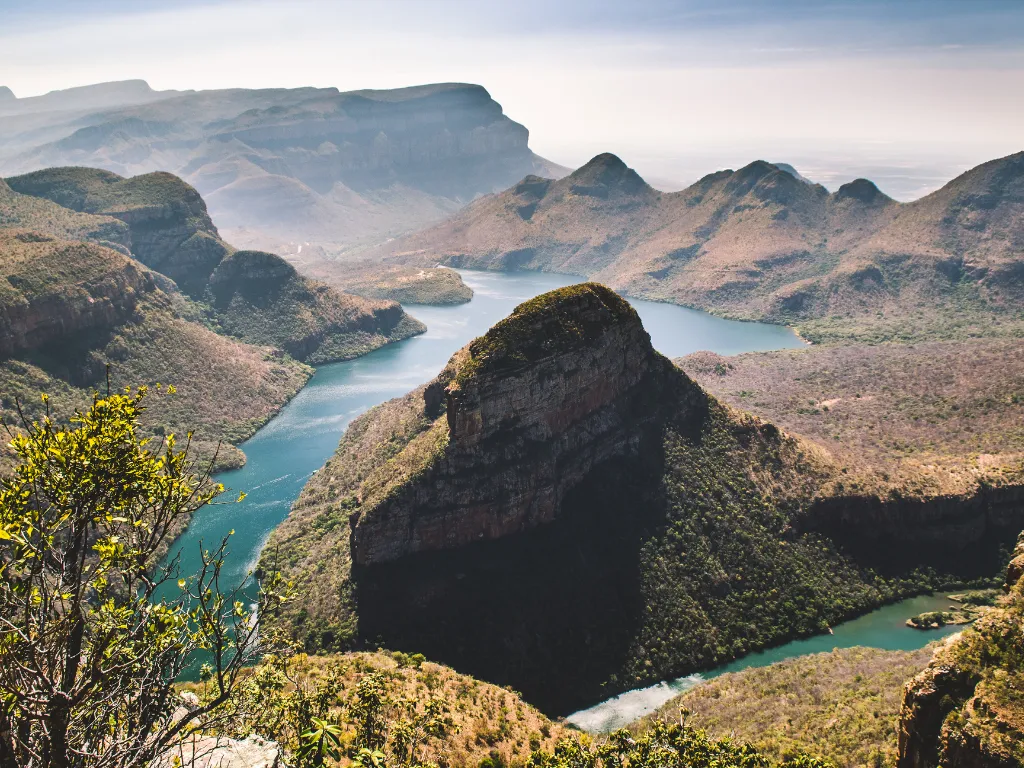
[[0, 79, 566, 253], [375, 151, 1024, 343]]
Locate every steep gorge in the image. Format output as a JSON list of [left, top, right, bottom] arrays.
[[264, 283, 1024, 713], [4, 167, 425, 363]]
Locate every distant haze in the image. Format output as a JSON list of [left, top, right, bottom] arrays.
[[2, 0, 1023, 200]]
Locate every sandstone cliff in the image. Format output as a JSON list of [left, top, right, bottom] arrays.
[[897, 533, 1024, 768], [0, 231, 153, 358], [348, 283, 693, 565], [262, 283, 1018, 713]]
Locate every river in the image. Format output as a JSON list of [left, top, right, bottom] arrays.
[[566, 592, 964, 732], [158, 270, 806, 609]]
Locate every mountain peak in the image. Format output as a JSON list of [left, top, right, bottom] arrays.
[[0, 86, 15, 101], [459, 282, 644, 383], [835, 178, 889, 204], [772, 162, 814, 185], [567, 154, 652, 198]]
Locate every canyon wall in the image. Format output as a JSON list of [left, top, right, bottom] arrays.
[[897, 533, 1024, 768], [349, 283, 692, 566]]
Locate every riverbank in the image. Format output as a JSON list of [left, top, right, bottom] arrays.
[[566, 592, 967, 733]]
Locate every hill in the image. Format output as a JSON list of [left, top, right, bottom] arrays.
[[375, 152, 1024, 343], [0, 230, 310, 471], [5, 167, 425, 362], [260, 283, 1024, 714], [305, 262, 474, 306], [183, 650, 568, 768], [0, 81, 567, 254], [642, 645, 938, 768]]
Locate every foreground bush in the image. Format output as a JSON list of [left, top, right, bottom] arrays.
[[0, 387, 287, 768]]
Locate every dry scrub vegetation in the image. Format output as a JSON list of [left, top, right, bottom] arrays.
[[680, 339, 1024, 497], [642, 646, 937, 768]]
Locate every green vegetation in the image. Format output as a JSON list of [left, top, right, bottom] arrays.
[[530, 721, 832, 768], [0, 178, 129, 247], [455, 282, 636, 385], [184, 651, 566, 768], [642, 646, 936, 768], [0, 388, 288, 768], [0, 290, 312, 474]]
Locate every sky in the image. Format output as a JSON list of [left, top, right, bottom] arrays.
[[1, 0, 1022, 198]]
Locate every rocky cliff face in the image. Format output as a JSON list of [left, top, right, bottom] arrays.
[[0, 232, 154, 358], [349, 283, 688, 566], [897, 532, 1024, 768]]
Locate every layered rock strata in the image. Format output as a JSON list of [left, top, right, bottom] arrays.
[[897, 532, 1024, 768], [349, 283, 688, 565]]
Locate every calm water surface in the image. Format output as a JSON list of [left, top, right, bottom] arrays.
[[157, 270, 810, 673]]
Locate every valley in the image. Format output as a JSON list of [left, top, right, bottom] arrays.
[[1, 45, 1022, 765]]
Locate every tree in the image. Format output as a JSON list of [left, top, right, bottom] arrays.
[[0, 387, 289, 768]]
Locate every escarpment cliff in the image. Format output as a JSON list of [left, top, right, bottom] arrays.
[[0, 231, 153, 358], [0, 82, 567, 251], [264, 282, 1022, 714], [350, 283, 693, 565], [897, 532, 1024, 768]]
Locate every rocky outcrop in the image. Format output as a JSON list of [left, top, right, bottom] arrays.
[[156, 736, 281, 768], [897, 531, 1024, 768], [6, 168, 229, 297], [0, 232, 154, 358], [349, 283, 689, 566]]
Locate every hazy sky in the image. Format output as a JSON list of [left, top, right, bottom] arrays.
[[2, 0, 1022, 197]]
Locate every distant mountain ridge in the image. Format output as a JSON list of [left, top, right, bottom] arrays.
[[0, 80, 567, 251], [375, 151, 1024, 343]]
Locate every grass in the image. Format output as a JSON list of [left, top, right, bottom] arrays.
[[0, 179, 130, 247], [639, 645, 939, 768], [181, 650, 567, 768], [320, 264, 474, 306]]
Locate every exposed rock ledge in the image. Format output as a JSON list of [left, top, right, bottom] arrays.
[[897, 531, 1024, 768], [348, 283, 691, 566]]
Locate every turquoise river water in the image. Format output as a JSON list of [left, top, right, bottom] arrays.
[[157, 270, 955, 723]]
